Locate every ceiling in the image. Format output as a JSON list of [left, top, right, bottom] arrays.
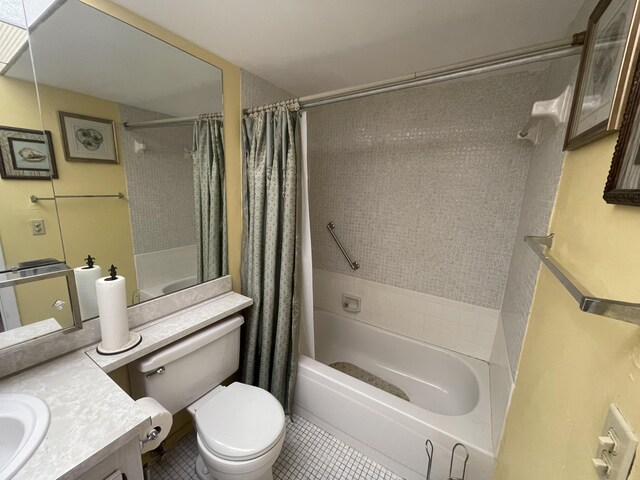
[[110, 0, 585, 96], [7, 0, 223, 117]]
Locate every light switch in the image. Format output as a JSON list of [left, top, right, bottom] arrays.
[[593, 405, 638, 480], [30, 218, 45, 236]]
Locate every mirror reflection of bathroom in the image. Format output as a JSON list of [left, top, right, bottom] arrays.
[[0, 0, 71, 337], [0, 0, 225, 336]]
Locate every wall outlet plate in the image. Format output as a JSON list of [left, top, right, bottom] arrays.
[[593, 404, 638, 480], [29, 219, 45, 236]]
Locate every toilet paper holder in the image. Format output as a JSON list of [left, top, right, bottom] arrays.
[[141, 428, 161, 448]]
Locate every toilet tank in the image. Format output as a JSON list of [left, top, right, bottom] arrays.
[[128, 314, 244, 414]]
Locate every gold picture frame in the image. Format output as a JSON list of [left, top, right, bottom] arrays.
[[564, 0, 640, 151], [58, 111, 119, 163]]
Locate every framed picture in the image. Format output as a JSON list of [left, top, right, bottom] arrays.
[[0, 126, 57, 180], [604, 54, 640, 205], [564, 0, 640, 151], [58, 111, 118, 163]]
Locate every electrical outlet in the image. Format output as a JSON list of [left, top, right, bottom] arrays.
[[29, 219, 45, 236], [593, 404, 638, 480]]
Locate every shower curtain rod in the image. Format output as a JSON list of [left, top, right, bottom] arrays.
[[123, 112, 222, 130], [124, 33, 584, 130]]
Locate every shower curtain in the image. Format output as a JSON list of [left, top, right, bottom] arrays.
[[298, 112, 315, 359], [241, 107, 307, 413], [192, 118, 228, 282]]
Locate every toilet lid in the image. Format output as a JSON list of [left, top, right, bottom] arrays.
[[195, 382, 285, 461]]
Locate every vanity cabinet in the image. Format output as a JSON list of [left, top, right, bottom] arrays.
[[76, 438, 143, 480]]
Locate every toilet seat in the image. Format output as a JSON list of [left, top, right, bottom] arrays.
[[195, 382, 285, 462]]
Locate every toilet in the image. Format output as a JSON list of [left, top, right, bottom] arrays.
[[128, 315, 285, 480]]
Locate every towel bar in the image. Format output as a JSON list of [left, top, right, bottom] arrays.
[[526, 234, 640, 325]]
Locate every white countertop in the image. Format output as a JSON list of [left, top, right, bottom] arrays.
[[0, 350, 150, 480], [0, 290, 252, 479]]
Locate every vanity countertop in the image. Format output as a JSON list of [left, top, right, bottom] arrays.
[[0, 289, 253, 479], [0, 349, 150, 480]]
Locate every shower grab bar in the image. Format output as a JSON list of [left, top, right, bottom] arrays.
[[526, 234, 640, 325], [327, 222, 360, 270]]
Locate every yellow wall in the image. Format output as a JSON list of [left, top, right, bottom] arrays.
[[37, 82, 138, 305], [81, 0, 243, 292], [494, 135, 640, 478], [0, 76, 69, 325], [0, 75, 138, 324]]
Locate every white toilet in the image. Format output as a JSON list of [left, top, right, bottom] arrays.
[[129, 315, 286, 480]]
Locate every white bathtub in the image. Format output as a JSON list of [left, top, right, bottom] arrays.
[[139, 276, 198, 301], [294, 309, 494, 480]]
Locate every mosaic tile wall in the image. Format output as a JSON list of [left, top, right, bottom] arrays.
[[241, 69, 293, 109], [119, 104, 196, 255], [307, 70, 544, 309], [499, 57, 579, 378]]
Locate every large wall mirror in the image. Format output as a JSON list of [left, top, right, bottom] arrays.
[[0, 0, 226, 348]]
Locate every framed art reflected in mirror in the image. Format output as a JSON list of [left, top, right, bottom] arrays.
[[605, 53, 640, 205], [564, 0, 640, 151], [0, 126, 57, 179]]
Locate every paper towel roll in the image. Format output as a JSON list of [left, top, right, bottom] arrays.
[[136, 397, 172, 453], [96, 275, 129, 351], [74, 265, 102, 321]]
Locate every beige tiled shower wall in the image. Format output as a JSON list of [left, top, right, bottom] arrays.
[[307, 70, 545, 312], [499, 56, 579, 379], [119, 104, 195, 255], [241, 69, 293, 109], [307, 70, 546, 357]]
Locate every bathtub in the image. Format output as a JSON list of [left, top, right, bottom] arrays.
[[139, 276, 197, 301], [294, 309, 494, 480]]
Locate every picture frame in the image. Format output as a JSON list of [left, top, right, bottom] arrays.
[[564, 0, 640, 151], [58, 111, 118, 163], [604, 52, 640, 205], [0, 126, 57, 180]]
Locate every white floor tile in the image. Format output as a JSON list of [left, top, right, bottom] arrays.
[[149, 414, 404, 480]]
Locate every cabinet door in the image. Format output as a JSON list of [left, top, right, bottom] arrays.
[[75, 439, 143, 480]]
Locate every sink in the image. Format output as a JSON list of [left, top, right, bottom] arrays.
[[0, 394, 50, 480]]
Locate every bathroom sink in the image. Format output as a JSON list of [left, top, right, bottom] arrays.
[[0, 394, 50, 480]]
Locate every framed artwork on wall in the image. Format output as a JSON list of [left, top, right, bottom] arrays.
[[58, 111, 118, 163], [564, 0, 640, 151], [604, 51, 640, 205], [0, 126, 57, 180]]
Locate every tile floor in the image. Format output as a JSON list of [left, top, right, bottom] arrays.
[[150, 414, 404, 480]]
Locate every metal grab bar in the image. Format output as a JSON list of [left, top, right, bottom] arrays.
[[526, 234, 640, 324], [327, 222, 360, 270], [30, 193, 125, 203]]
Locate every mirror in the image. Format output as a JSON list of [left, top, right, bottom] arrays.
[[0, 0, 226, 348]]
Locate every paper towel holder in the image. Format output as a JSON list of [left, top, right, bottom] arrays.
[[96, 331, 142, 355]]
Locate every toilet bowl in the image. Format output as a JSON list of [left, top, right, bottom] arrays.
[[128, 316, 286, 480], [188, 383, 286, 480]]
